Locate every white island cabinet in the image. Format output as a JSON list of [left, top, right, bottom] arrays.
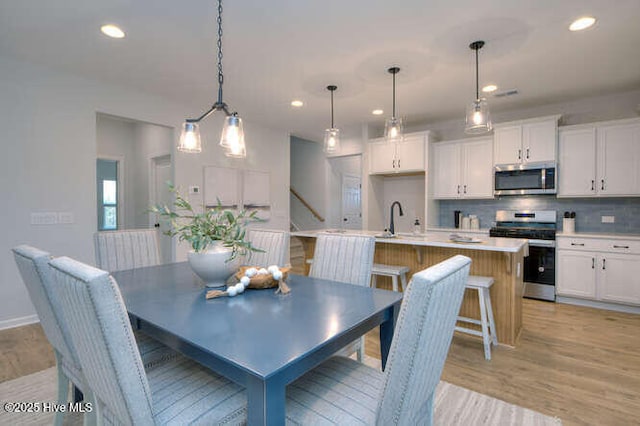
[[556, 234, 640, 311], [558, 118, 640, 197], [432, 136, 493, 199], [493, 115, 560, 166]]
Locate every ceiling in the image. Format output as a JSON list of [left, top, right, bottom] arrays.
[[1, 0, 639, 141]]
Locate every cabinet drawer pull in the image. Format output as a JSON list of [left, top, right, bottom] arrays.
[[526, 148, 530, 159], [602, 258, 606, 270], [398, 159, 400, 168], [601, 179, 605, 191], [518, 149, 522, 160], [463, 185, 467, 194], [613, 245, 630, 249], [592, 258, 595, 269], [571, 243, 585, 246], [457, 185, 461, 194], [392, 159, 396, 168], [591, 180, 595, 191]]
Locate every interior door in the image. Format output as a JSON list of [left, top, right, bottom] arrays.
[[151, 155, 173, 263], [341, 174, 362, 230]]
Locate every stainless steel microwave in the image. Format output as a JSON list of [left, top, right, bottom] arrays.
[[494, 162, 556, 196]]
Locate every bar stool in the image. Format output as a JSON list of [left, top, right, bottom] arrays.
[[455, 275, 498, 360], [371, 263, 410, 292]]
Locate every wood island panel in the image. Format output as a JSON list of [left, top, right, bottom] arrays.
[[298, 237, 524, 346]]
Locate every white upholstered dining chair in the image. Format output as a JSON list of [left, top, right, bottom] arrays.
[[47, 256, 247, 425], [246, 228, 290, 267], [94, 228, 161, 272], [285, 254, 472, 425], [309, 233, 376, 361], [11, 245, 177, 425]]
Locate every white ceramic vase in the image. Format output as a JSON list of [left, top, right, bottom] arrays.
[[187, 242, 239, 288]]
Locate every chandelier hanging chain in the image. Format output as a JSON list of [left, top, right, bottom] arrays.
[[475, 45, 479, 101], [392, 70, 396, 118], [216, 0, 224, 104], [331, 88, 335, 128]]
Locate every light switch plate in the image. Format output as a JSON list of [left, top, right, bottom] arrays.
[[602, 215, 615, 223], [31, 212, 58, 225], [189, 185, 200, 194]]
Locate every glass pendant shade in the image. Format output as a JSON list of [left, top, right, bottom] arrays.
[[384, 116, 404, 143], [220, 115, 246, 158], [178, 122, 202, 153], [324, 128, 340, 153], [465, 98, 492, 134]]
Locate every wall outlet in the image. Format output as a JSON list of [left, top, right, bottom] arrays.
[[189, 185, 200, 195], [31, 212, 58, 225], [601, 215, 615, 223]]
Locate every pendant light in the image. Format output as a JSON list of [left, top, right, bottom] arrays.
[[384, 67, 404, 143], [324, 85, 340, 154], [178, 0, 246, 157], [465, 40, 492, 134]]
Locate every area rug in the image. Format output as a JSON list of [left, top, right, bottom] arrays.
[[0, 366, 561, 425]]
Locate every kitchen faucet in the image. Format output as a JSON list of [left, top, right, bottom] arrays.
[[389, 201, 404, 235]]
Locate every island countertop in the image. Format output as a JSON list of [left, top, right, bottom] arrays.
[[291, 229, 528, 254], [292, 228, 528, 346]]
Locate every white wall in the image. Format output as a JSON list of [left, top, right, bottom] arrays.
[[0, 53, 289, 329], [290, 136, 327, 230]]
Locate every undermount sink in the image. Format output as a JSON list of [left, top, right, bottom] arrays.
[[374, 233, 396, 239]]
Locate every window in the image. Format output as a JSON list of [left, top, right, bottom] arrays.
[[97, 159, 119, 231]]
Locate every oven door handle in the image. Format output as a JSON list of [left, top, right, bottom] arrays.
[[528, 239, 556, 248]]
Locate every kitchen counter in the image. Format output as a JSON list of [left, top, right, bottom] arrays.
[[292, 229, 527, 253], [426, 227, 490, 236], [292, 229, 528, 346], [557, 232, 640, 240]]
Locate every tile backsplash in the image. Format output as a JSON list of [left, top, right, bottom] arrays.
[[438, 196, 640, 234]]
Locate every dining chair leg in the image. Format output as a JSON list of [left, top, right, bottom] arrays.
[[485, 288, 498, 346], [54, 358, 68, 426], [391, 275, 399, 292], [371, 274, 378, 289], [478, 288, 491, 360]]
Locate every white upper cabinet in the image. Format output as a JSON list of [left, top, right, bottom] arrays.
[[598, 121, 640, 196], [493, 115, 560, 166], [369, 132, 426, 174], [558, 119, 640, 197], [433, 137, 493, 199]]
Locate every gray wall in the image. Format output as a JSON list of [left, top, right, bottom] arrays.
[[439, 196, 640, 234]]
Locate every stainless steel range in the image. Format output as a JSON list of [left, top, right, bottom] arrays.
[[489, 210, 557, 301]]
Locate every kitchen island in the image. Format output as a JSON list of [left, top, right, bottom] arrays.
[[291, 229, 528, 346]]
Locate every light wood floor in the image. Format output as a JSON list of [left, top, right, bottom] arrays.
[[2, 300, 639, 425], [366, 299, 640, 425]]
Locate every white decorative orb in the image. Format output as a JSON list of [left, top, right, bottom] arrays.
[[227, 286, 238, 297], [240, 276, 250, 286], [245, 267, 258, 277], [234, 283, 245, 293], [273, 270, 283, 280], [267, 265, 279, 274], [258, 268, 269, 275]]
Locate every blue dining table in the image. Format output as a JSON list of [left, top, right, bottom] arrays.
[[113, 262, 403, 426]]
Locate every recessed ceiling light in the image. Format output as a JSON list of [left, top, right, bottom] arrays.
[[372, 109, 384, 116], [569, 16, 596, 31], [101, 24, 125, 39], [482, 84, 498, 93], [290, 100, 304, 107]]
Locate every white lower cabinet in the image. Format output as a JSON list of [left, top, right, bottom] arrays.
[[556, 236, 640, 306]]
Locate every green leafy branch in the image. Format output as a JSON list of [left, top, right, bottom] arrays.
[[150, 184, 264, 261]]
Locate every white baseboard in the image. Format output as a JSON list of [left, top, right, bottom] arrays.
[[0, 315, 39, 331], [557, 296, 640, 315]]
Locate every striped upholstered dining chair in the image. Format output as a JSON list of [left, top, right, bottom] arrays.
[[11, 245, 177, 425], [94, 228, 161, 272], [46, 256, 246, 425], [309, 233, 376, 361], [284, 255, 472, 425], [246, 228, 290, 267]]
